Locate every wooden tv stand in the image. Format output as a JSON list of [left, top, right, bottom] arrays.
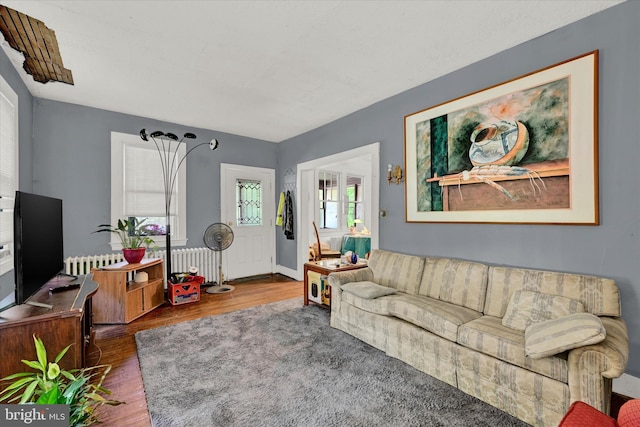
[[0, 275, 98, 379], [91, 258, 165, 324]]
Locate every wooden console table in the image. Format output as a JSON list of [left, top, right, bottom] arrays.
[[91, 258, 165, 324], [303, 260, 367, 308], [0, 275, 98, 378]]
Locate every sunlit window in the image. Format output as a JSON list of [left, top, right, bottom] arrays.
[[317, 171, 365, 231], [318, 171, 339, 229], [346, 175, 364, 227], [110, 132, 187, 249]]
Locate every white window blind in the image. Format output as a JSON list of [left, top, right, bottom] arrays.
[[124, 145, 177, 216], [0, 75, 18, 275], [110, 132, 187, 250]]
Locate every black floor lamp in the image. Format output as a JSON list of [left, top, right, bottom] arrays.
[[139, 128, 219, 282]]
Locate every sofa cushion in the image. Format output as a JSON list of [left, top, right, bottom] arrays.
[[418, 257, 488, 312], [525, 313, 606, 359], [339, 281, 396, 299], [340, 291, 398, 315], [458, 316, 568, 383], [502, 290, 584, 331], [388, 294, 483, 342], [387, 320, 458, 387], [484, 266, 621, 318], [456, 345, 570, 426], [367, 250, 424, 294]]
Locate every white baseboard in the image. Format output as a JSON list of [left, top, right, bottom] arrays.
[[614, 374, 640, 398], [276, 264, 301, 281]]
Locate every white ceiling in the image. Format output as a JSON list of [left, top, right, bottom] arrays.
[[1, 1, 623, 143]]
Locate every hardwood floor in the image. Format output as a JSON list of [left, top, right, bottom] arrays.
[[92, 274, 630, 425], [92, 274, 302, 427]]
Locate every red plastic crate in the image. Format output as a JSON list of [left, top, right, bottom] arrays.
[[168, 276, 204, 305]]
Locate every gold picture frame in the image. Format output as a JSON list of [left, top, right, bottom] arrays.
[[404, 51, 598, 224]]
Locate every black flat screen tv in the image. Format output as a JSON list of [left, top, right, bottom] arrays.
[[13, 191, 64, 305]]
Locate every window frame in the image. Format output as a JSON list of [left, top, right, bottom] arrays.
[[317, 170, 340, 230], [110, 132, 187, 250], [346, 174, 365, 228], [0, 75, 18, 276], [316, 170, 365, 234]]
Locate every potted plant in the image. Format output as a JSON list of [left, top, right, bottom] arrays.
[[0, 334, 123, 426], [94, 217, 157, 264]]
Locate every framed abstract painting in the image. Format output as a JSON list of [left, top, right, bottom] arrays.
[[404, 51, 598, 224]]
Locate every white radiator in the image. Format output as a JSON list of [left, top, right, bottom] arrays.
[[64, 247, 215, 282]]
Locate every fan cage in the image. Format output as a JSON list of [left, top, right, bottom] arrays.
[[203, 223, 234, 292]]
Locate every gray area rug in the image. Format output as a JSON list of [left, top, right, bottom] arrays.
[[135, 298, 529, 427]]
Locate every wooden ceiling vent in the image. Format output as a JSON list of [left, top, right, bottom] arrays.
[[0, 5, 73, 85]]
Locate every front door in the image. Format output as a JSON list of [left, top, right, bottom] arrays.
[[220, 164, 275, 280]]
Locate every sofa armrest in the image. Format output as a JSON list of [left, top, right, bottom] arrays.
[[328, 268, 374, 318], [327, 267, 374, 288], [568, 316, 629, 414]]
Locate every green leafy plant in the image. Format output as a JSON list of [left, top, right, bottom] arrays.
[[94, 217, 157, 249], [0, 335, 124, 427]]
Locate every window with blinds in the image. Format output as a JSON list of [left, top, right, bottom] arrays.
[[0, 75, 18, 275], [110, 132, 187, 249]]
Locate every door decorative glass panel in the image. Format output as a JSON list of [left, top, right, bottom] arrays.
[[236, 179, 262, 226]]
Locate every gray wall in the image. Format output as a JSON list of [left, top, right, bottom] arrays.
[[31, 99, 278, 258], [0, 53, 278, 300], [276, 1, 640, 376]]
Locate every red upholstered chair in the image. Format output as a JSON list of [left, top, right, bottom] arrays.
[[558, 400, 640, 427], [619, 400, 640, 427], [558, 401, 617, 426]]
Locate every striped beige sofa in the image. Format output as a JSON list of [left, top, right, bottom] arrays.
[[328, 249, 629, 427]]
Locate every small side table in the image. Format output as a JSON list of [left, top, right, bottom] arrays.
[[303, 260, 368, 308]]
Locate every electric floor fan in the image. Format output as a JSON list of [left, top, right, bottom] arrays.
[[203, 223, 235, 293]]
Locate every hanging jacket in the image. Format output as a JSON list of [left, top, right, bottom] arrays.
[[276, 191, 285, 226], [283, 190, 294, 240]]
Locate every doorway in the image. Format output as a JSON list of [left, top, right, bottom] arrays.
[[295, 143, 380, 280], [220, 163, 276, 280]]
